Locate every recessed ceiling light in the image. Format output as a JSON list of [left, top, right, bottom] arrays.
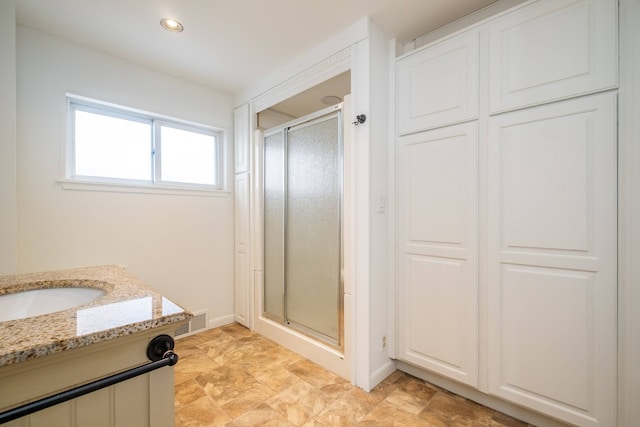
[[160, 18, 184, 33], [320, 95, 342, 105]]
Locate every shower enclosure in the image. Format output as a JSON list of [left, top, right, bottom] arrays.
[[262, 105, 343, 349]]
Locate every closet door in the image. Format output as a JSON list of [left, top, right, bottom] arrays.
[[397, 31, 478, 135], [234, 104, 251, 173], [398, 122, 478, 387], [488, 0, 617, 114], [487, 93, 617, 426], [234, 171, 251, 327], [234, 102, 252, 327]]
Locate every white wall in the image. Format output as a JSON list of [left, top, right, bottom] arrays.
[[0, 0, 17, 275], [350, 22, 395, 391], [257, 108, 296, 130], [16, 26, 235, 325], [235, 18, 368, 108], [366, 23, 394, 384]]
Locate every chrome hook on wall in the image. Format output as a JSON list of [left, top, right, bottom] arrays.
[[352, 114, 366, 126]]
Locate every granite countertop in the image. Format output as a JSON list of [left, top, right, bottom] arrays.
[[0, 265, 192, 367]]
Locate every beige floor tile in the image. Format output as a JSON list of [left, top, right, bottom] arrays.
[[491, 411, 536, 427], [221, 383, 279, 419], [419, 391, 494, 426], [260, 344, 305, 367], [359, 400, 434, 426], [247, 364, 305, 393], [384, 379, 438, 414], [288, 358, 342, 388], [196, 367, 259, 406], [318, 376, 354, 400], [175, 378, 208, 408], [174, 395, 231, 427], [173, 324, 536, 427], [174, 352, 220, 385], [220, 323, 255, 339], [313, 388, 379, 425], [266, 381, 335, 425], [225, 403, 297, 427]]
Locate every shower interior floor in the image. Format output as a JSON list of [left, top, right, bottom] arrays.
[[174, 323, 535, 426]]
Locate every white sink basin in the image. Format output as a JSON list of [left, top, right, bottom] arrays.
[[0, 287, 106, 322]]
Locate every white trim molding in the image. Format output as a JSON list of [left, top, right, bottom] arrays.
[[252, 47, 351, 113], [617, 0, 640, 425]]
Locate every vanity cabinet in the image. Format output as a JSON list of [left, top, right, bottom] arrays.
[[395, 0, 618, 425], [0, 327, 177, 427]]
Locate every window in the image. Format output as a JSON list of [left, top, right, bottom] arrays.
[[66, 96, 224, 192]]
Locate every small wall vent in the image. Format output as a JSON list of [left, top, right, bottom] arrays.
[[190, 311, 207, 331], [175, 310, 207, 337], [174, 322, 189, 336]]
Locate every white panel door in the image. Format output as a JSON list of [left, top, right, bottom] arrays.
[[398, 122, 478, 387], [488, 0, 617, 114], [234, 171, 251, 327], [397, 31, 478, 135], [234, 103, 250, 173], [234, 102, 252, 327], [487, 93, 617, 426]]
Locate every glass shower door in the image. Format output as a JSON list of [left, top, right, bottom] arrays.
[[263, 107, 342, 347], [263, 131, 285, 321]]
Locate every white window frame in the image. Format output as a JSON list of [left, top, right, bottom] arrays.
[[153, 120, 221, 189], [61, 95, 227, 196]]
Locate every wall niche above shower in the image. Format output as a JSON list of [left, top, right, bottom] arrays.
[[258, 71, 351, 130]]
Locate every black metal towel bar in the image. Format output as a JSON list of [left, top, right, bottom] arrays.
[[0, 334, 179, 425]]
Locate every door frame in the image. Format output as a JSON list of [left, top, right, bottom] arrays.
[[260, 105, 345, 350]]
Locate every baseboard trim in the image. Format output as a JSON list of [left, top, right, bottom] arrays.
[[208, 314, 236, 329], [397, 361, 569, 427], [367, 360, 397, 392]]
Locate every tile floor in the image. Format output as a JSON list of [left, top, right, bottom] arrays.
[[174, 323, 534, 426]]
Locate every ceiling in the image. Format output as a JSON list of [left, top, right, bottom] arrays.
[[15, 0, 498, 97], [262, 71, 351, 123]]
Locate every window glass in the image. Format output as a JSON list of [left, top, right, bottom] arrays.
[[74, 110, 152, 181], [67, 97, 223, 191], [159, 125, 218, 186]]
